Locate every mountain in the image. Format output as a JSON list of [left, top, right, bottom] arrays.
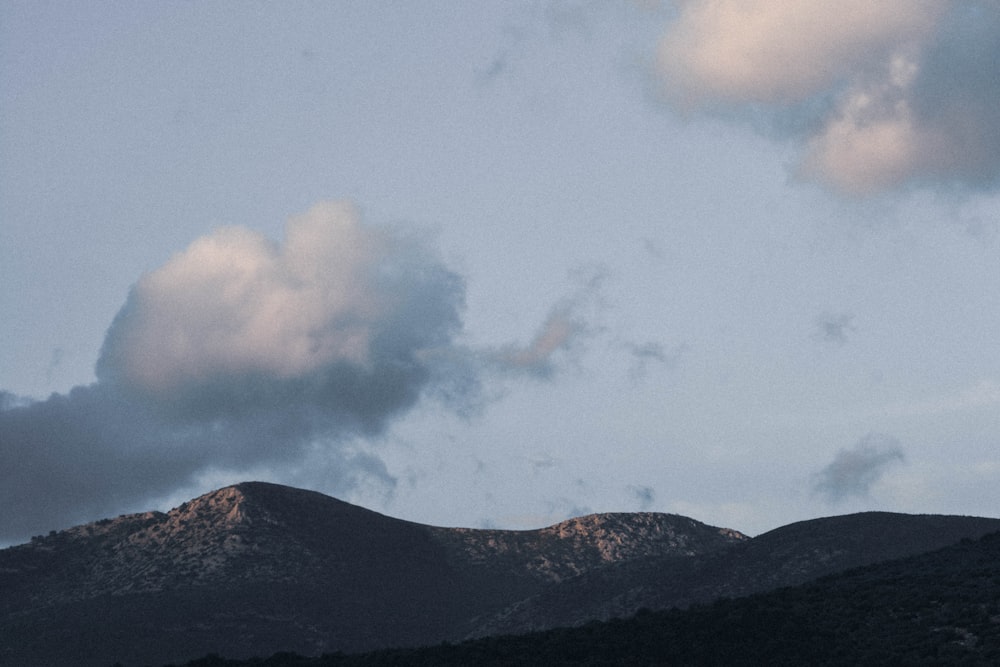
[[0, 482, 742, 667], [1, 482, 998, 666], [217, 529, 1000, 666], [468, 510, 1000, 636]]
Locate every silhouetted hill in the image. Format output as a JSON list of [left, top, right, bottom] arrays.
[[2, 482, 998, 666], [205, 529, 1000, 666], [0, 482, 742, 666], [467, 511, 1000, 636]]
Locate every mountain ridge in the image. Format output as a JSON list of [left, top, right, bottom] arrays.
[[463, 509, 1000, 637], [2, 481, 998, 667], [200, 529, 1000, 666]]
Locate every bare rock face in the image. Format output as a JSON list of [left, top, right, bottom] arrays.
[[432, 512, 745, 584], [2, 481, 998, 667]]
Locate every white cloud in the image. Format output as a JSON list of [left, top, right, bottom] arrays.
[[655, 1, 1000, 194], [657, 0, 941, 107], [99, 202, 420, 395]]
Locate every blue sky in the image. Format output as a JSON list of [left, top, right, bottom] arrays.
[[2, 1, 999, 545]]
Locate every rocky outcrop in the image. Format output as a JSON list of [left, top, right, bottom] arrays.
[[430, 511, 745, 584]]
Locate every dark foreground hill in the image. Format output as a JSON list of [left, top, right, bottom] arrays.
[[174, 529, 1000, 666], [1, 482, 998, 666]]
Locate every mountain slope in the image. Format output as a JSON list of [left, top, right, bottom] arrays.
[[2, 482, 998, 666], [225, 529, 1000, 667], [0, 482, 743, 666], [466, 511, 1000, 636]]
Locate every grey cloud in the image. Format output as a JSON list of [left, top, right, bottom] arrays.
[[629, 484, 655, 510], [0, 383, 398, 542], [44, 347, 63, 386], [0, 391, 28, 411], [626, 341, 669, 362], [907, 4, 1000, 189], [0, 384, 206, 540], [0, 201, 596, 545], [474, 54, 509, 85], [1, 203, 457, 543], [815, 312, 855, 345], [621, 340, 685, 380], [813, 433, 905, 503]]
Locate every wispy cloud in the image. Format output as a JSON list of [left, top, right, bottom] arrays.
[[655, 1, 1000, 194], [881, 380, 1000, 418], [814, 312, 855, 345], [620, 340, 685, 380], [44, 347, 64, 387], [629, 484, 655, 510], [493, 266, 606, 379], [496, 306, 582, 378], [813, 433, 905, 503], [528, 453, 560, 471]]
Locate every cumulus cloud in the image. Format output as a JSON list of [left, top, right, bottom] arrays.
[[655, 1, 1000, 194], [0, 201, 592, 544], [813, 433, 905, 503], [658, 0, 940, 106], [101, 202, 388, 393]]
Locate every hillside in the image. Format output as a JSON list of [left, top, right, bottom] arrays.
[[0, 482, 742, 666], [2, 482, 998, 666], [467, 511, 1000, 636], [216, 529, 1000, 666]]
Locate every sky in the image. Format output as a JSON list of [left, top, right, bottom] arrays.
[[2, 1, 999, 546]]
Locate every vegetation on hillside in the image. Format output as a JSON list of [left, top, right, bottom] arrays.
[[169, 531, 1000, 666]]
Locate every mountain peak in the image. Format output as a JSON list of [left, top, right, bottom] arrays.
[[171, 483, 251, 526]]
